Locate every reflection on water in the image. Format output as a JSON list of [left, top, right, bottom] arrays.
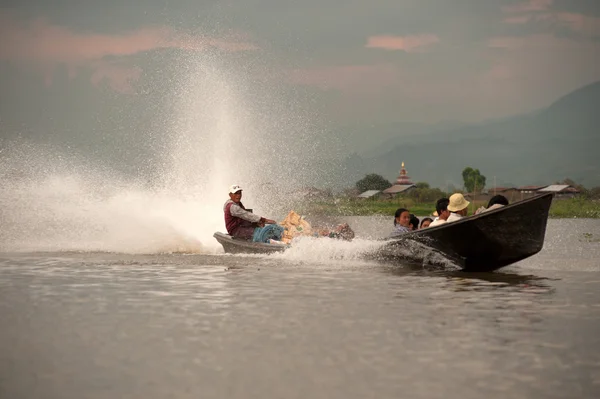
[[1, 219, 600, 399]]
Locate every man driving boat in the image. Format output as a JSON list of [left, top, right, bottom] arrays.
[[223, 184, 277, 240]]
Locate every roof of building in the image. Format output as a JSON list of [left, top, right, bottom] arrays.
[[357, 190, 381, 198], [487, 187, 516, 193], [383, 184, 416, 194], [516, 185, 546, 191], [539, 185, 572, 192]]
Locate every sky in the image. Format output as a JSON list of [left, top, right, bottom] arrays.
[[0, 0, 599, 125]]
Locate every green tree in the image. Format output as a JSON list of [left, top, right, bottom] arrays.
[[406, 186, 446, 202], [558, 178, 588, 195], [355, 174, 392, 192], [415, 182, 430, 189], [589, 187, 600, 199], [462, 167, 486, 193]]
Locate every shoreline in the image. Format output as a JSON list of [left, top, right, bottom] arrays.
[[292, 197, 600, 219]]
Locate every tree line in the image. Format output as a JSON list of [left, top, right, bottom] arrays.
[[355, 168, 600, 200]]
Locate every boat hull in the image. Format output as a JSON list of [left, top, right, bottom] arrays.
[[375, 193, 554, 272], [213, 232, 288, 254]]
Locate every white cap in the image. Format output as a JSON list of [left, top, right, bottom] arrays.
[[229, 184, 243, 194]]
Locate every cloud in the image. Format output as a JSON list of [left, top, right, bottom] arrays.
[[365, 34, 440, 52], [551, 12, 600, 37], [288, 33, 600, 123], [501, 0, 600, 37], [0, 10, 258, 92], [482, 64, 513, 80], [502, 0, 552, 14], [286, 63, 401, 92], [488, 33, 562, 49], [90, 63, 143, 94], [503, 15, 533, 24], [484, 33, 600, 112], [503, 12, 600, 37]]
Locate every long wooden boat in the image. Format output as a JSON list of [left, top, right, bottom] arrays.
[[213, 192, 553, 272], [213, 232, 288, 254], [374, 192, 554, 272]]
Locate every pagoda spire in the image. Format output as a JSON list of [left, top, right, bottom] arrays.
[[395, 161, 414, 185]]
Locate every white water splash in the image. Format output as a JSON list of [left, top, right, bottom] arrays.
[[0, 141, 218, 253], [269, 236, 387, 266], [0, 57, 336, 254]]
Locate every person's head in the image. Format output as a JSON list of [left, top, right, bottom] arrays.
[[228, 184, 243, 203], [336, 223, 355, 241], [435, 198, 451, 221], [420, 217, 433, 229], [487, 195, 509, 208], [394, 208, 411, 227], [409, 214, 419, 230], [447, 193, 470, 216]]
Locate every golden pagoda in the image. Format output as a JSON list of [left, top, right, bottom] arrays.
[[395, 162, 414, 185], [383, 161, 416, 196]]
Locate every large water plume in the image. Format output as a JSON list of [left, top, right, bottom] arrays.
[[0, 52, 343, 254]]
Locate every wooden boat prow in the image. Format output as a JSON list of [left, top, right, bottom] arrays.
[[376, 192, 554, 272]]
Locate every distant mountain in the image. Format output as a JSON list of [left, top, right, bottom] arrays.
[[341, 81, 600, 189], [358, 119, 468, 158], [330, 121, 436, 156]]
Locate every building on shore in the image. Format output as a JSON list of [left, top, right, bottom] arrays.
[[512, 186, 547, 201], [466, 184, 582, 204], [383, 162, 416, 198], [357, 190, 383, 200], [538, 185, 581, 199], [486, 187, 520, 202]]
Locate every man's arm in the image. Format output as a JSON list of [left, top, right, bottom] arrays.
[[230, 203, 262, 223]]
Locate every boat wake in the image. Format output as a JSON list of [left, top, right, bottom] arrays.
[[270, 236, 386, 264], [264, 235, 462, 270]]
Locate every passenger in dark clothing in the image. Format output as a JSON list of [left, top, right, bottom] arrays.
[[409, 214, 419, 231], [488, 195, 509, 208], [475, 195, 510, 215]]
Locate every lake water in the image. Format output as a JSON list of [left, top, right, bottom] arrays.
[[1, 218, 599, 399]]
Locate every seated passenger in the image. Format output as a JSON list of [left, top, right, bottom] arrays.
[[409, 214, 419, 231], [428, 198, 450, 228], [279, 211, 355, 243], [446, 193, 470, 222], [223, 185, 276, 240], [390, 208, 411, 236], [319, 223, 355, 241], [420, 217, 433, 229], [476, 194, 510, 214]]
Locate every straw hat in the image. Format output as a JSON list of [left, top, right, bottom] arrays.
[[447, 193, 470, 212]]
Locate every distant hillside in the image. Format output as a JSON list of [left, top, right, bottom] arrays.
[[341, 81, 600, 189]]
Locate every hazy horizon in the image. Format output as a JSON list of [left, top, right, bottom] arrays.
[[1, 0, 599, 191]]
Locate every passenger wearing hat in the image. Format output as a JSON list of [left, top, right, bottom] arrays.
[[223, 185, 276, 240], [428, 197, 450, 228], [446, 193, 470, 223]]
